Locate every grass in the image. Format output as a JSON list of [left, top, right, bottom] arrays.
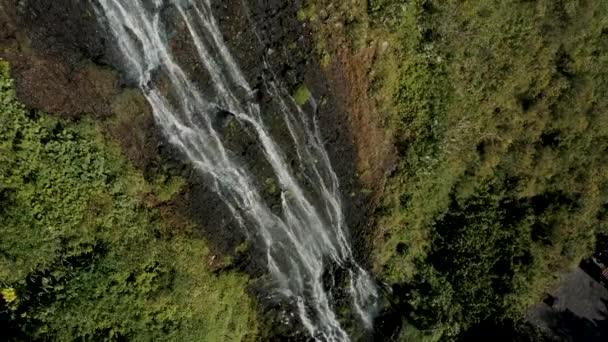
[[0, 61, 258, 341]]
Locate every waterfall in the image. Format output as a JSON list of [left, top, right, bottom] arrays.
[[94, 1, 378, 340]]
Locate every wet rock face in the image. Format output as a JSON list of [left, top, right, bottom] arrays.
[[1, 0, 376, 338], [212, 0, 369, 251], [210, 2, 375, 338], [1, 0, 369, 260], [146, 0, 369, 268]]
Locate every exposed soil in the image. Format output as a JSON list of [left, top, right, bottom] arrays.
[[323, 26, 396, 206], [322, 28, 396, 260], [0, 0, 121, 118]]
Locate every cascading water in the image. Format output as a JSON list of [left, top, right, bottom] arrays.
[[94, 0, 379, 340]]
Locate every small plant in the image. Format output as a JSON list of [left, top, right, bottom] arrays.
[[296, 3, 317, 22], [292, 83, 312, 106]]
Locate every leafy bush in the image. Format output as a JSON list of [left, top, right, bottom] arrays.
[[0, 62, 258, 341], [360, 0, 608, 339], [292, 83, 312, 105]]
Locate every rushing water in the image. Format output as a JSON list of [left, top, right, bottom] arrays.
[[94, 0, 378, 340]]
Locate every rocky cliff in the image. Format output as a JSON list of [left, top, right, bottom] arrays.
[[0, 0, 390, 339]]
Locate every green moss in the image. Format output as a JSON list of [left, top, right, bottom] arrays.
[[236, 241, 249, 254], [296, 8, 308, 22], [0, 61, 258, 341], [296, 3, 317, 22], [264, 177, 279, 195], [318, 49, 332, 68], [223, 116, 243, 140], [292, 83, 312, 106], [296, 1, 334, 67], [0, 60, 9, 78]]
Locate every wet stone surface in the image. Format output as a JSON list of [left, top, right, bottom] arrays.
[[0, 1, 379, 340]]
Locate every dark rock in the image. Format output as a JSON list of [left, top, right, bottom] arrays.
[[1, 0, 380, 339]]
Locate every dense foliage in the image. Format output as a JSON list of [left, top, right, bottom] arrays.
[[298, 0, 608, 339], [366, 0, 608, 339], [0, 62, 257, 341]]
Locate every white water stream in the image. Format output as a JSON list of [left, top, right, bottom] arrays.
[[95, 1, 378, 340]]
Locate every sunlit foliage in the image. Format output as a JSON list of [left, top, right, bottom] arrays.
[[0, 62, 257, 341]]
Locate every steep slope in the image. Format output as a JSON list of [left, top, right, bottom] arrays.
[[300, 0, 608, 340]]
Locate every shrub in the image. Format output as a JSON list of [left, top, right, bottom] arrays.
[[0, 62, 258, 341]]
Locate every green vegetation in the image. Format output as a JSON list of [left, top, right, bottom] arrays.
[[292, 83, 312, 106], [296, 3, 317, 22], [0, 62, 258, 341], [304, 0, 608, 339], [296, 2, 333, 67], [369, 0, 608, 339]]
